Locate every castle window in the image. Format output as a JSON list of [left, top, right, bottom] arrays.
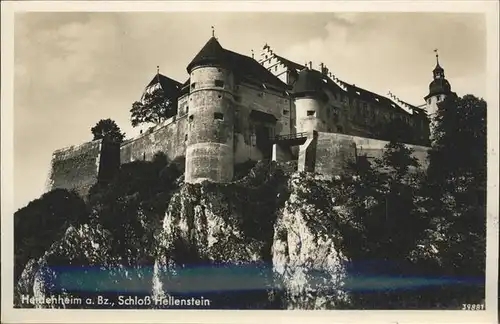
[[191, 82, 196, 89], [214, 80, 224, 87], [307, 110, 316, 117], [283, 109, 289, 115], [186, 106, 189, 114], [185, 134, 188, 141], [274, 65, 278, 71], [218, 68, 222, 72], [214, 112, 224, 121], [189, 115, 194, 122], [218, 94, 222, 99]]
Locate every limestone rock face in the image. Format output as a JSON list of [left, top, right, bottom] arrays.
[[153, 162, 289, 309], [272, 173, 351, 309], [15, 224, 116, 308], [15, 162, 355, 310]]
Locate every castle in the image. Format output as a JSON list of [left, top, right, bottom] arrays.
[[47, 35, 455, 195]]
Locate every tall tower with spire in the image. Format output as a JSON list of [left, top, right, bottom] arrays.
[[424, 49, 452, 137]]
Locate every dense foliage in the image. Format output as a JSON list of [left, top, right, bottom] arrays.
[[87, 152, 183, 264], [416, 94, 487, 303], [91, 118, 125, 143], [14, 189, 89, 282], [130, 88, 177, 127]]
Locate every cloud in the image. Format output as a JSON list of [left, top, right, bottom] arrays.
[[12, 12, 488, 210], [280, 12, 486, 103]]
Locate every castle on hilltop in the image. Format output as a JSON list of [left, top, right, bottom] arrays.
[[47, 35, 455, 196]]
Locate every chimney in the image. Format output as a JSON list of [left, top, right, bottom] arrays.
[[320, 63, 328, 75]]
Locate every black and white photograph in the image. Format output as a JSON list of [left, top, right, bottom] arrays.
[[1, 1, 499, 323]]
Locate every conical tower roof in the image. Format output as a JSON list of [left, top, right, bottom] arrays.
[[186, 37, 228, 73]]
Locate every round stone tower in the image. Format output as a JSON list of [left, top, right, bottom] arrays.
[[292, 67, 329, 133], [184, 37, 235, 183]]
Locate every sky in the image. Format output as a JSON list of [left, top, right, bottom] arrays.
[[13, 11, 487, 210]]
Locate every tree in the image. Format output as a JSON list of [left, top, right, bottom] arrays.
[[91, 118, 125, 143], [343, 140, 426, 262], [130, 88, 176, 127], [14, 189, 89, 282], [423, 94, 487, 278]]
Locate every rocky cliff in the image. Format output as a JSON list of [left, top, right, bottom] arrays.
[[13, 154, 484, 310]]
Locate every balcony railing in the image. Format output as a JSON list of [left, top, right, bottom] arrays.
[[273, 132, 308, 142]]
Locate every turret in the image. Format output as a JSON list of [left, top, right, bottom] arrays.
[[424, 50, 452, 136], [184, 35, 235, 183], [291, 66, 328, 133]]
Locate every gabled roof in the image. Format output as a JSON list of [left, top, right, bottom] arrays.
[[186, 37, 288, 91], [344, 83, 412, 115], [146, 74, 183, 99], [226, 49, 288, 90], [275, 54, 306, 71], [280, 55, 416, 116]]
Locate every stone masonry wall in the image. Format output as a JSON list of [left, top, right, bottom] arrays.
[[120, 115, 188, 164], [314, 132, 430, 176], [48, 140, 103, 197], [233, 82, 292, 163]]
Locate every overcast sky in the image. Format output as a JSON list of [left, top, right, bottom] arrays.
[[13, 11, 487, 210]]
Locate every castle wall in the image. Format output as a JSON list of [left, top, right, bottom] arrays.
[[233, 82, 292, 163], [235, 82, 291, 135], [48, 140, 103, 197], [120, 115, 188, 164], [314, 132, 430, 176]]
